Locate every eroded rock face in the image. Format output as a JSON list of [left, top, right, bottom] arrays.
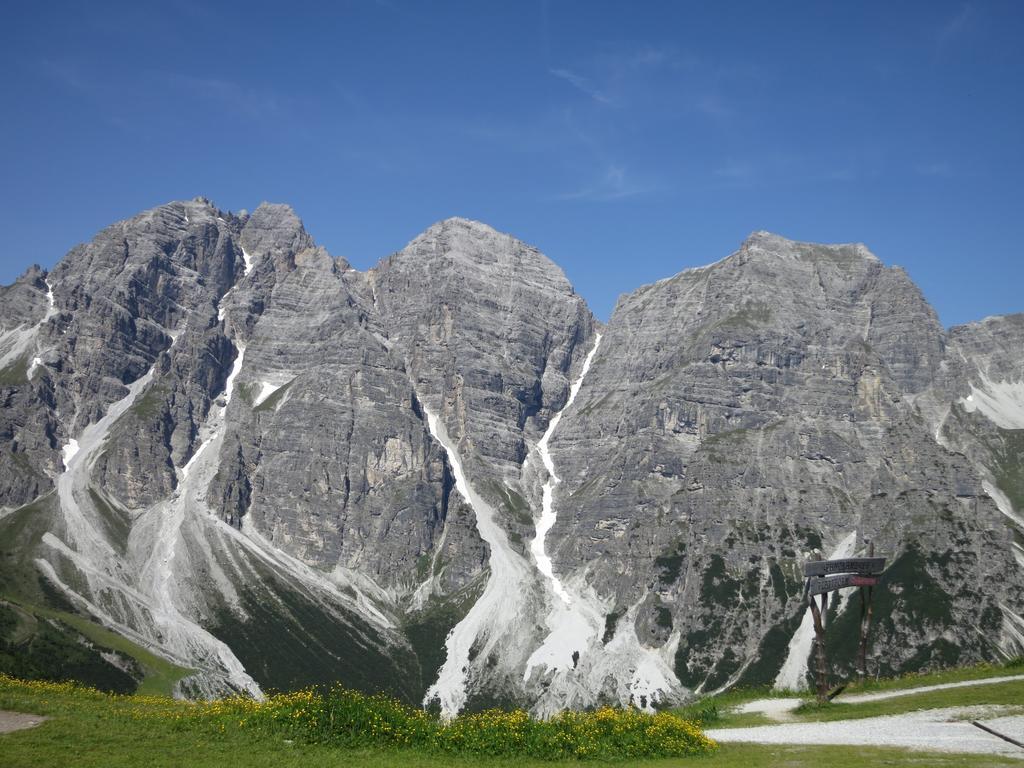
[[929, 314, 1024, 603], [0, 210, 1021, 710], [548, 232, 1023, 690]]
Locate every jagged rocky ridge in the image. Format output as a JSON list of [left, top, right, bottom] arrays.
[[0, 201, 1021, 714]]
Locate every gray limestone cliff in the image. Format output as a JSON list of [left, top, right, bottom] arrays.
[[0, 210, 1021, 711], [548, 233, 1022, 693]]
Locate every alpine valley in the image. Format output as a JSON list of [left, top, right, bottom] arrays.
[[1, 198, 1022, 716]]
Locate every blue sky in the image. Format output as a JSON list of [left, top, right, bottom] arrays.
[[1, 1, 1021, 326]]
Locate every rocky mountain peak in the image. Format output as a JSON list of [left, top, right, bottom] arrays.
[[0, 264, 50, 331], [240, 202, 313, 261], [293, 245, 349, 273], [738, 230, 880, 265], [389, 216, 575, 297], [17, 263, 48, 284], [1, 202, 1021, 717]]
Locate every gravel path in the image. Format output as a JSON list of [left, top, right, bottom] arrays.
[[0, 711, 47, 734], [708, 706, 1024, 759], [842, 674, 1024, 705], [737, 673, 1024, 719], [717, 676, 1024, 758]]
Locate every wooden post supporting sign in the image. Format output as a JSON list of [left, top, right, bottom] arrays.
[[857, 542, 876, 682], [808, 553, 829, 702], [802, 546, 886, 701]]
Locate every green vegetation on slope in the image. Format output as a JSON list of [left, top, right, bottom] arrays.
[[0, 675, 713, 762], [208, 565, 421, 702], [991, 428, 1024, 512], [0, 494, 57, 605], [0, 492, 190, 697], [1, 675, 1017, 768], [0, 354, 29, 386], [0, 597, 190, 697], [403, 578, 484, 698], [0, 602, 138, 694], [253, 379, 294, 413]]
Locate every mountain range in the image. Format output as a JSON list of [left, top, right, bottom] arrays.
[[1, 197, 1022, 715]]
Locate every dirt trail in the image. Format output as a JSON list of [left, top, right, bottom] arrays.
[[708, 707, 1024, 759], [737, 673, 1024, 721], [0, 711, 47, 734], [715, 675, 1024, 758]]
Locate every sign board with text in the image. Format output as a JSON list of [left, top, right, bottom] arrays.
[[804, 557, 886, 578], [807, 573, 879, 596]]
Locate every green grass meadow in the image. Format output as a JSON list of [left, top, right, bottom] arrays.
[[3, 669, 1024, 768]]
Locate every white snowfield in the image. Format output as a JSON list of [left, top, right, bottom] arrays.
[[421, 331, 683, 718], [521, 333, 683, 716], [252, 381, 282, 408], [718, 675, 1024, 758], [529, 333, 602, 605], [962, 376, 1024, 430], [421, 404, 534, 718], [959, 374, 1024, 572], [43, 341, 263, 698], [0, 279, 59, 373]]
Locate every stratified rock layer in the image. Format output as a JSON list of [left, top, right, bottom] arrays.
[[0, 209, 1021, 710]]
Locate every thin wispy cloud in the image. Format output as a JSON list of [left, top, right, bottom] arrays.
[[549, 45, 688, 109], [917, 161, 953, 177], [549, 68, 612, 104], [714, 159, 755, 182], [37, 58, 92, 93], [828, 167, 860, 182], [695, 93, 732, 119], [554, 164, 654, 201], [542, 49, 689, 201], [936, 3, 973, 44], [160, 72, 283, 121], [710, 153, 883, 189]]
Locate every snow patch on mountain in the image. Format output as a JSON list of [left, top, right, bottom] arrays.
[[131, 334, 261, 697], [421, 405, 533, 717], [0, 279, 60, 373], [223, 345, 245, 405], [530, 333, 602, 604], [526, 586, 684, 716], [962, 376, 1024, 430], [43, 280, 57, 319], [252, 381, 281, 408], [519, 334, 685, 716], [61, 439, 80, 468]]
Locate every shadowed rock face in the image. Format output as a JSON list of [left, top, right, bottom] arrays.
[[0, 208, 1021, 709], [548, 233, 1022, 690]]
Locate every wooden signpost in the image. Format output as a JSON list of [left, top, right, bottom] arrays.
[[804, 557, 886, 578], [803, 543, 885, 702], [806, 573, 879, 595]]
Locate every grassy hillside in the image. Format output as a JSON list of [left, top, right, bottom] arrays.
[[672, 658, 1024, 729], [0, 598, 190, 696], [1, 674, 1020, 767]]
